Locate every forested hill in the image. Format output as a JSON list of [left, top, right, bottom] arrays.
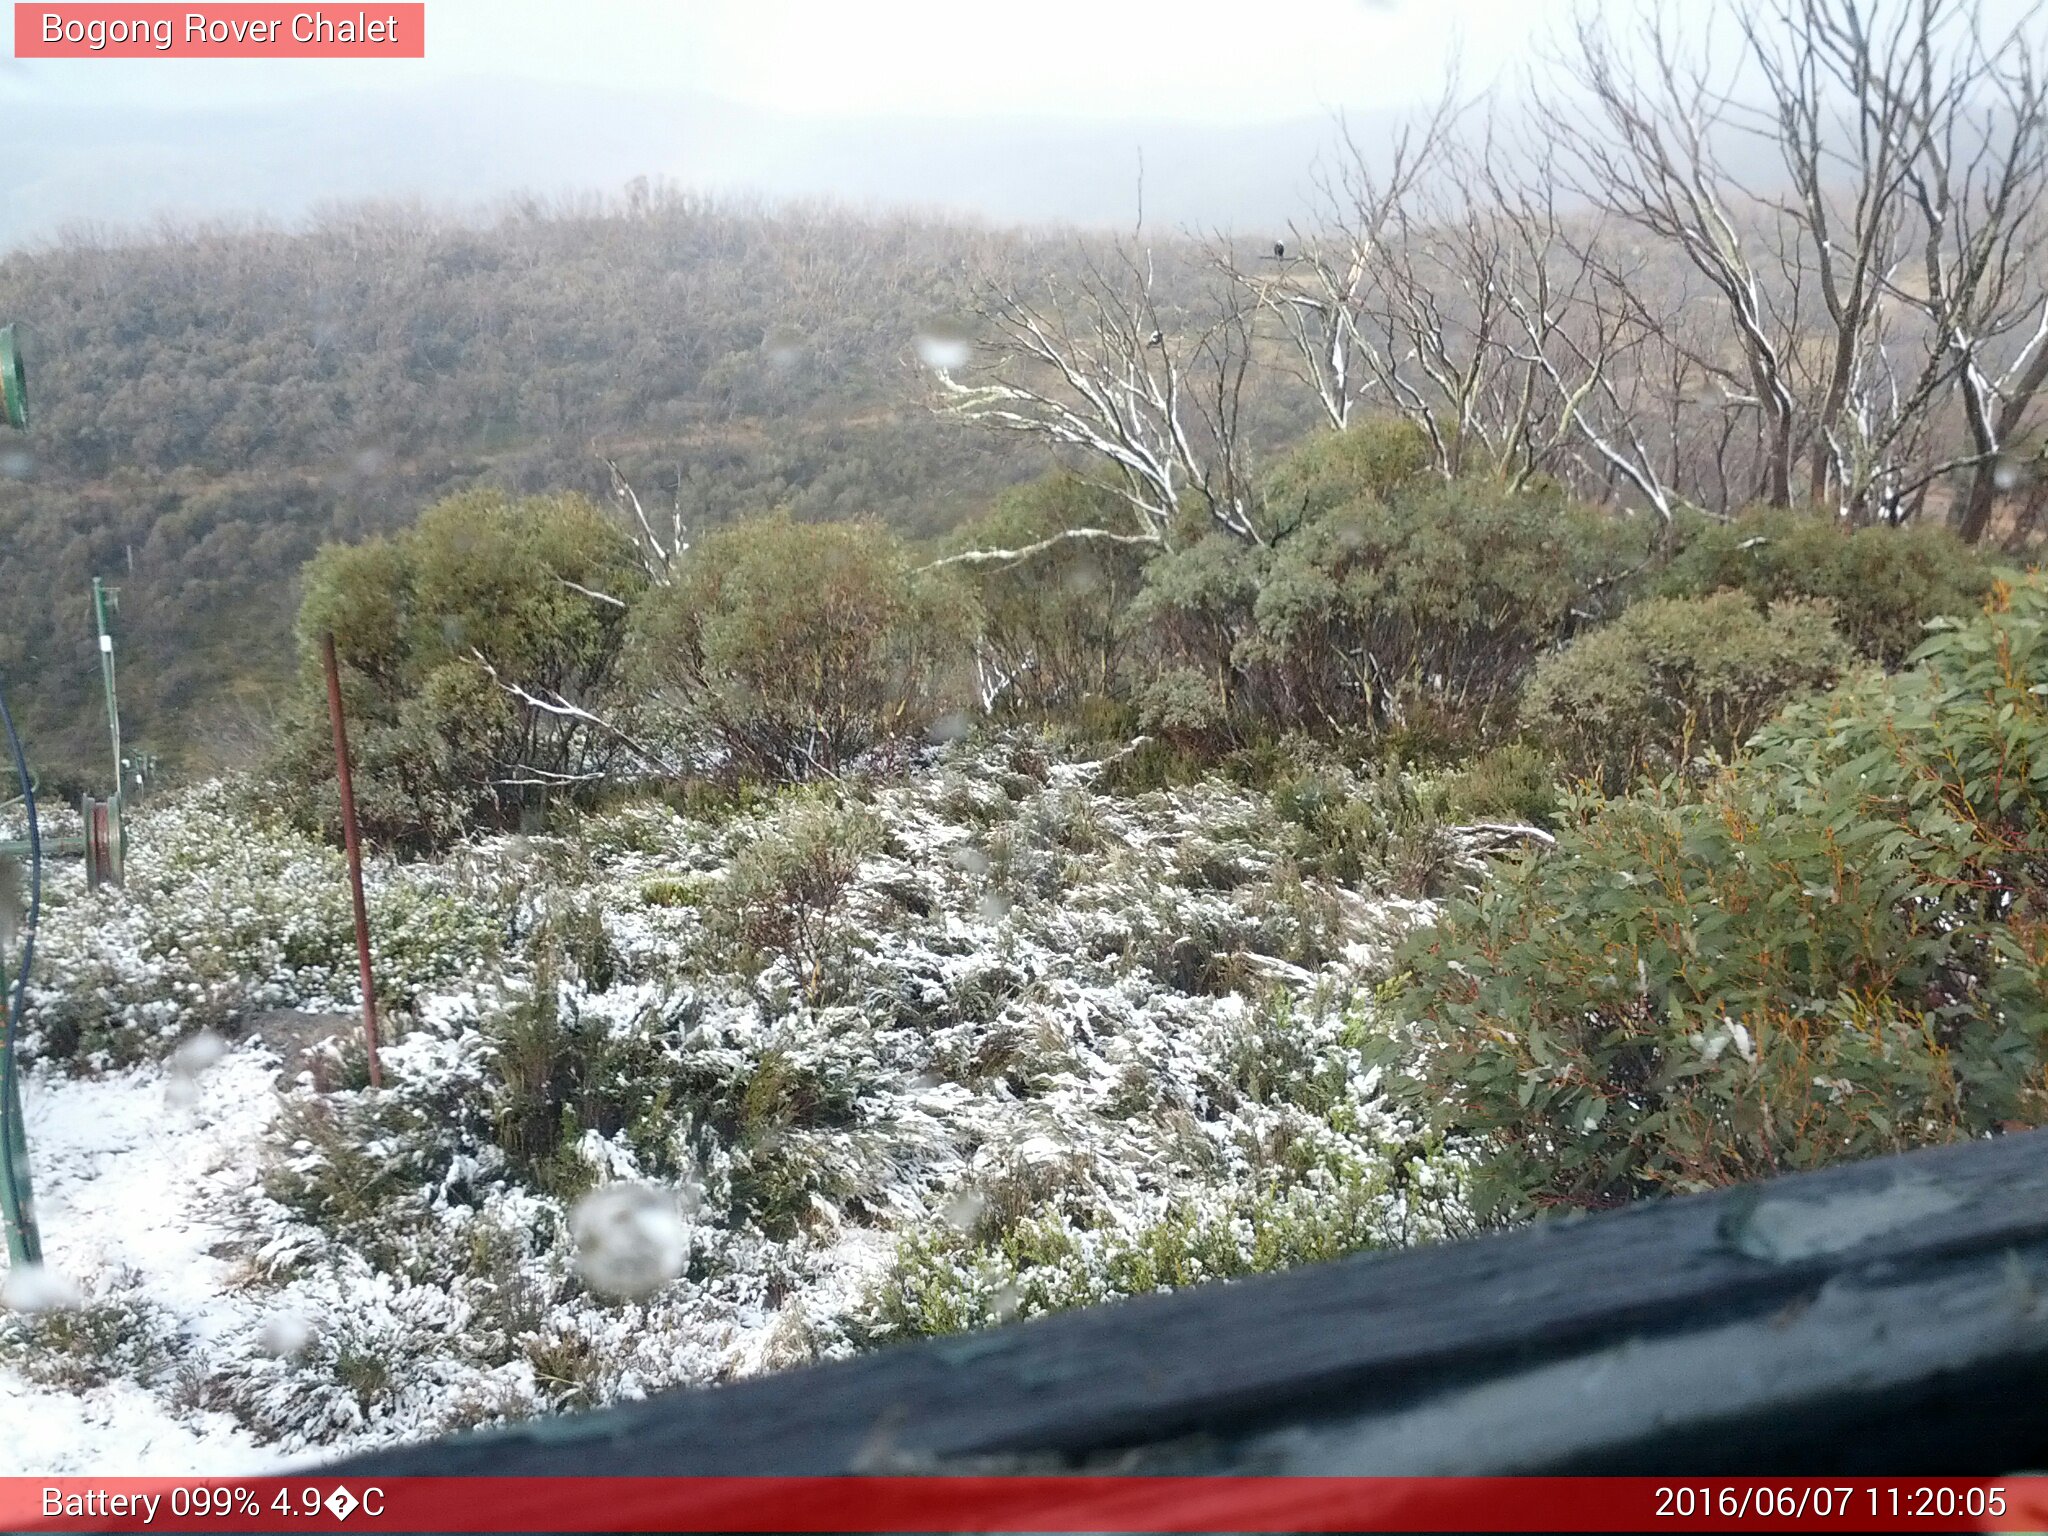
[[0, 194, 1152, 781]]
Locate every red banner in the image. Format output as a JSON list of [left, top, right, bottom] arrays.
[[13, 5, 424, 58], [2, 1477, 2045, 1532]]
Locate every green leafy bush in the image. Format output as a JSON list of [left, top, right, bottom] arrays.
[[633, 513, 973, 780], [1440, 743, 1561, 827], [1399, 578, 2048, 1215], [1521, 592, 1853, 793], [274, 491, 644, 851], [1247, 477, 1651, 739], [948, 473, 1151, 715], [1127, 466, 1653, 748], [1259, 417, 1434, 528], [1268, 755, 1459, 896], [1659, 508, 2004, 666], [869, 1177, 1431, 1339]]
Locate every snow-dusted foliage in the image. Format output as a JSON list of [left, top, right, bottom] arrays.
[[0, 735, 1472, 1470], [18, 783, 506, 1069]]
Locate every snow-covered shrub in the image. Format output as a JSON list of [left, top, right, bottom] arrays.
[[860, 982, 1470, 1340], [708, 792, 883, 1006], [0, 1290, 179, 1391], [23, 782, 505, 1068], [869, 1165, 1460, 1340], [12, 731, 1472, 1463]]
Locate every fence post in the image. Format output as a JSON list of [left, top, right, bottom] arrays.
[[0, 681, 43, 1268], [90, 579, 126, 887], [321, 633, 383, 1090], [0, 948, 41, 1269]]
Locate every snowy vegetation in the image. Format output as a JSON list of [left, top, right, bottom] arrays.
[[4, 404, 2036, 1472], [4, 734, 1479, 1466], [6, 0, 2047, 1469]]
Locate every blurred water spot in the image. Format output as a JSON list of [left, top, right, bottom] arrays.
[[171, 1029, 227, 1077], [914, 318, 973, 373], [256, 1311, 313, 1357], [1, 1264, 80, 1313], [763, 324, 806, 371], [571, 1182, 691, 1298], [940, 1188, 986, 1233], [989, 1281, 1022, 1322]]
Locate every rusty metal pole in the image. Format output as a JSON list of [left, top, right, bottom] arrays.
[[321, 632, 383, 1089]]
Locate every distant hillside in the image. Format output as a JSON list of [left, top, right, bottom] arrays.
[[0, 197, 1262, 781]]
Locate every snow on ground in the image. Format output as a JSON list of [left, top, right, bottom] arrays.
[[1, 1049, 284, 1474], [0, 1374, 266, 1476], [0, 736, 1478, 1471]]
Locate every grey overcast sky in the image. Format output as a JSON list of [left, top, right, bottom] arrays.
[[11, 0, 1565, 116], [3, 0, 2043, 245]]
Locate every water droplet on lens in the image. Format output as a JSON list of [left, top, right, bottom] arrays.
[[914, 318, 973, 372], [571, 1182, 692, 1298]]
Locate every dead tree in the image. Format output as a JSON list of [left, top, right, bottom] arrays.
[[1550, 6, 1808, 510], [1551, 0, 2048, 537], [1223, 95, 1461, 437], [932, 241, 1261, 549], [602, 455, 688, 587], [1869, 0, 2048, 538]]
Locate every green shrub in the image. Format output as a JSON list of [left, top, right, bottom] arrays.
[[0, 1297, 175, 1391], [1246, 477, 1652, 740], [1268, 756, 1457, 896], [1259, 418, 1435, 526], [949, 473, 1151, 715], [1659, 508, 2005, 665], [1127, 471, 1653, 748], [1122, 536, 1267, 743], [1521, 592, 1853, 793], [1399, 578, 2048, 1216], [1440, 744, 1561, 827], [481, 919, 668, 1198], [633, 513, 973, 781], [866, 1135, 1467, 1342], [263, 1093, 451, 1268], [273, 491, 645, 851], [708, 793, 883, 1005]]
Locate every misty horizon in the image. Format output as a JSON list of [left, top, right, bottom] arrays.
[[1, 78, 1419, 252]]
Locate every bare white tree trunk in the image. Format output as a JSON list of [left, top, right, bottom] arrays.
[[932, 239, 1263, 548]]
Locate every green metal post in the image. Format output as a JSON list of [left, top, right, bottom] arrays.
[[92, 580, 125, 886], [0, 326, 25, 432], [93, 579, 122, 807], [0, 319, 44, 1267], [0, 918, 40, 1267]]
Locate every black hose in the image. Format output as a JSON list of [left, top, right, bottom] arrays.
[[0, 676, 40, 1264]]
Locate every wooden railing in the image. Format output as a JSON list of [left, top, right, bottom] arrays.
[[333, 1127, 2048, 1478]]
